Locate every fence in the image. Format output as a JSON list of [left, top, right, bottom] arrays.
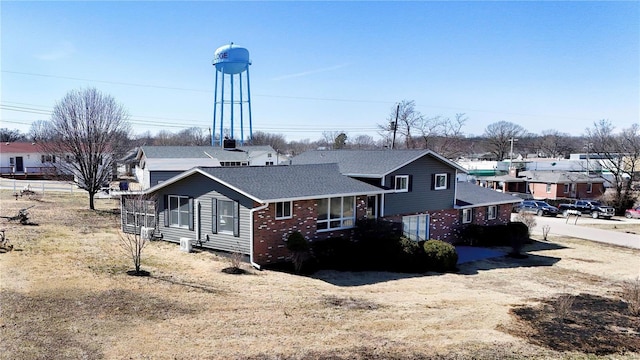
[[0, 178, 79, 194]]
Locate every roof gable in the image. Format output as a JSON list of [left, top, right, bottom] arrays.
[[137, 145, 275, 162], [456, 182, 522, 208], [146, 163, 388, 203], [291, 149, 467, 177], [519, 171, 604, 184]]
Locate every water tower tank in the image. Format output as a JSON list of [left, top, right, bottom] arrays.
[[212, 43, 250, 74]]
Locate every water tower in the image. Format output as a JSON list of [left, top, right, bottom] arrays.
[[212, 43, 253, 147]]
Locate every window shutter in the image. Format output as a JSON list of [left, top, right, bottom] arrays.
[[164, 195, 169, 227], [447, 173, 452, 189], [408, 175, 413, 192], [211, 198, 217, 234], [233, 201, 240, 237], [431, 174, 436, 190]]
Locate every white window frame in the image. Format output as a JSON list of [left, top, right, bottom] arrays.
[[563, 184, 570, 193], [217, 199, 235, 235], [275, 201, 292, 220], [168, 195, 190, 229], [487, 205, 497, 220], [586, 183, 593, 193], [317, 196, 355, 231], [394, 175, 409, 192], [546, 184, 552, 193], [124, 199, 156, 229], [462, 208, 473, 224], [435, 173, 448, 190], [402, 214, 429, 242]]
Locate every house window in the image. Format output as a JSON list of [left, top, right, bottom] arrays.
[[267, 153, 273, 158], [487, 205, 497, 220], [41, 154, 56, 163], [9, 158, 14, 165], [124, 198, 156, 229], [266, 161, 274, 166], [462, 208, 473, 224], [275, 201, 292, 219], [218, 200, 235, 234], [564, 184, 569, 193], [168, 195, 191, 228], [402, 214, 429, 242], [587, 183, 593, 193], [546, 184, 552, 193], [317, 196, 355, 231], [435, 173, 447, 190], [394, 175, 409, 192]]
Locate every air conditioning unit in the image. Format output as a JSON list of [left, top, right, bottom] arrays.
[[180, 238, 192, 253], [140, 227, 154, 241]]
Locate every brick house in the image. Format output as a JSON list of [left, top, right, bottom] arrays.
[[518, 171, 606, 200], [120, 163, 387, 268], [119, 150, 521, 268]]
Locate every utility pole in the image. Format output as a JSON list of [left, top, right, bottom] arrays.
[[390, 104, 399, 150], [509, 137, 519, 168], [584, 142, 593, 175]]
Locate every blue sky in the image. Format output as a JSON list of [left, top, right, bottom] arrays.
[[2, 1, 638, 142]]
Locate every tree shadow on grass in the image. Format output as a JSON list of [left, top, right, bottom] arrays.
[[505, 293, 640, 355]]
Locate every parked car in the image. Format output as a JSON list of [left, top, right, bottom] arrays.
[[558, 199, 615, 219], [625, 207, 640, 219], [514, 200, 559, 217]]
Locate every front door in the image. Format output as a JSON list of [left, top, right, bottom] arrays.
[[366, 195, 377, 218], [15, 157, 24, 172]]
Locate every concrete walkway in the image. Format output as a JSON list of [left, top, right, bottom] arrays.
[[519, 214, 640, 249]]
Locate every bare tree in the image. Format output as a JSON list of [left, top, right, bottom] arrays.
[[249, 131, 288, 152], [483, 121, 528, 161], [586, 120, 640, 213], [536, 130, 574, 158], [176, 127, 209, 145], [416, 113, 468, 159], [37, 87, 130, 210], [119, 194, 156, 276], [0, 128, 26, 142], [379, 100, 424, 149], [29, 120, 55, 142], [350, 134, 376, 149]]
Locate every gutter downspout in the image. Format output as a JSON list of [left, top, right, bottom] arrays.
[[195, 200, 200, 242], [249, 203, 269, 270]]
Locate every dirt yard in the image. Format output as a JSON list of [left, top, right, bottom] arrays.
[[0, 190, 639, 359]]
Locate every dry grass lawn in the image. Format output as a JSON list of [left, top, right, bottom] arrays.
[[1, 190, 639, 359]]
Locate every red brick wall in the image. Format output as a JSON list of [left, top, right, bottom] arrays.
[[252, 196, 368, 266], [380, 204, 513, 244]]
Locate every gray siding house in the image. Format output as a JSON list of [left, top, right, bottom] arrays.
[[134, 145, 278, 189], [121, 163, 388, 268]]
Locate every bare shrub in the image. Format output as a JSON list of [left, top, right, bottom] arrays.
[[118, 194, 156, 276], [554, 294, 575, 322], [514, 211, 536, 235], [621, 277, 640, 316], [542, 225, 551, 240], [229, 250, 243, 270]]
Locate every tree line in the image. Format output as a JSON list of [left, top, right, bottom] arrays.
[[2, 88, 638, 210]]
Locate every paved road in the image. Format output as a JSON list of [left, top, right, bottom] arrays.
[[513, 213, 640, 249]]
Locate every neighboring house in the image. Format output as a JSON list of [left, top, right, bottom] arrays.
[[133, 145, 278, 189], [455, 181, 522, 228], [519, 171, 605, 200], [0, 142, 58, 178], [120, 163, 388, 268], [291, 149, 469, 241]]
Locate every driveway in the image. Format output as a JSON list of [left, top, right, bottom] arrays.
[[512, 213, 640, 249]]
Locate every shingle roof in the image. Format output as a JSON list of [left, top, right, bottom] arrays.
[[147, 163, 388, 202], [0, 142, 43, 153], [456, 181, 523, 208], [138, 145, 274, 162], [519, 171, 605, 184], [291, 149, 466, 177]]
